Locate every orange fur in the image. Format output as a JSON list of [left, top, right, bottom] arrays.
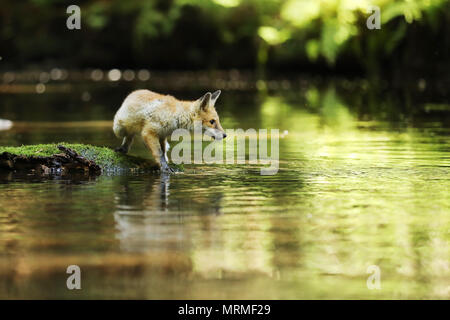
[[113, 89, 225, 172]]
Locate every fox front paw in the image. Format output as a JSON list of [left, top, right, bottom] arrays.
[[161, 163, 178, 174]]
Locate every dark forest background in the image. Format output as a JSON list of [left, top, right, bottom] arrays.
[[1, 0, 449, 83]]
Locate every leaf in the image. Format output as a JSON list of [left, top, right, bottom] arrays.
[[306, 39, 320, 61], [281, 0, 321, 28], [258, 26, 291, 46]]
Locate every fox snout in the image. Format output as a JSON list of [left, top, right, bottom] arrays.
[[205, 127, 227, 140], [215, 132, 227, 140]]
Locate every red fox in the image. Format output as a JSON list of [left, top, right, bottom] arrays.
[[113, 89, 226, 173]]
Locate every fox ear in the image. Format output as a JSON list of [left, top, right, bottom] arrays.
[[197, 92, 211, 111], [211, 90, 221, 104]]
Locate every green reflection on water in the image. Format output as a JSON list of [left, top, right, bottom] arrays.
[[0, 85, 449, 299]]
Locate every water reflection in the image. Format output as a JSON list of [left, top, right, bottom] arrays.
[[0, 82, 448, 299], [113, 174, 184, 253]]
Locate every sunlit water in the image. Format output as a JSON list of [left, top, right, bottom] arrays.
[[0, 83, 449, 299]]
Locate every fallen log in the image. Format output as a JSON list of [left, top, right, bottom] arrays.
[[0, 143, 167, 175], [0, 145, 101, 175]]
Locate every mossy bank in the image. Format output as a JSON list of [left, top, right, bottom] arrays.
[[0, 143, 172, 174]]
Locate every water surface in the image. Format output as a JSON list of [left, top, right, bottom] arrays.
[[0, 82, 449, 299]]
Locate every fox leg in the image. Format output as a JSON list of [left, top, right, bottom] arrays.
[[160, 138, 170, 163], [143, 130, 175, 173], [159, 138, 177, 172], [115, 135, 134, 154]]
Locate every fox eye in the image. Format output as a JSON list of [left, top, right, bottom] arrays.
[[210, 119, 215, 125]]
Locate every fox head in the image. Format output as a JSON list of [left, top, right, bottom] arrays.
[[194, 90, 227, 140]]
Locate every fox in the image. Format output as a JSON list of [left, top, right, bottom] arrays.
[[113, 89, 226, 173]]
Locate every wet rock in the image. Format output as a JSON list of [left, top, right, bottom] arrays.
[[0, 119, 13, 131]]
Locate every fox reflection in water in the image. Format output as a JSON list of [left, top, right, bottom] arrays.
[[0, 171, 223, 255], [113, 173, 223, 253]]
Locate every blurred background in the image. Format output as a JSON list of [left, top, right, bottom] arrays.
[[0, 0, 449, 299], [1, 0, 449, 126], [1, 0, 449, 79]]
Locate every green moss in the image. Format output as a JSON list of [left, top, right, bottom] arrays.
[[0, 143, 167, 173]]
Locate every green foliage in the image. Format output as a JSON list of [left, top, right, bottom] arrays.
[[1, 0, 448, 73], [257, 0, 448, 65], [85, 2, 109, 29], [258, 26, 290, 46], [134, 1, 182, 42]]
